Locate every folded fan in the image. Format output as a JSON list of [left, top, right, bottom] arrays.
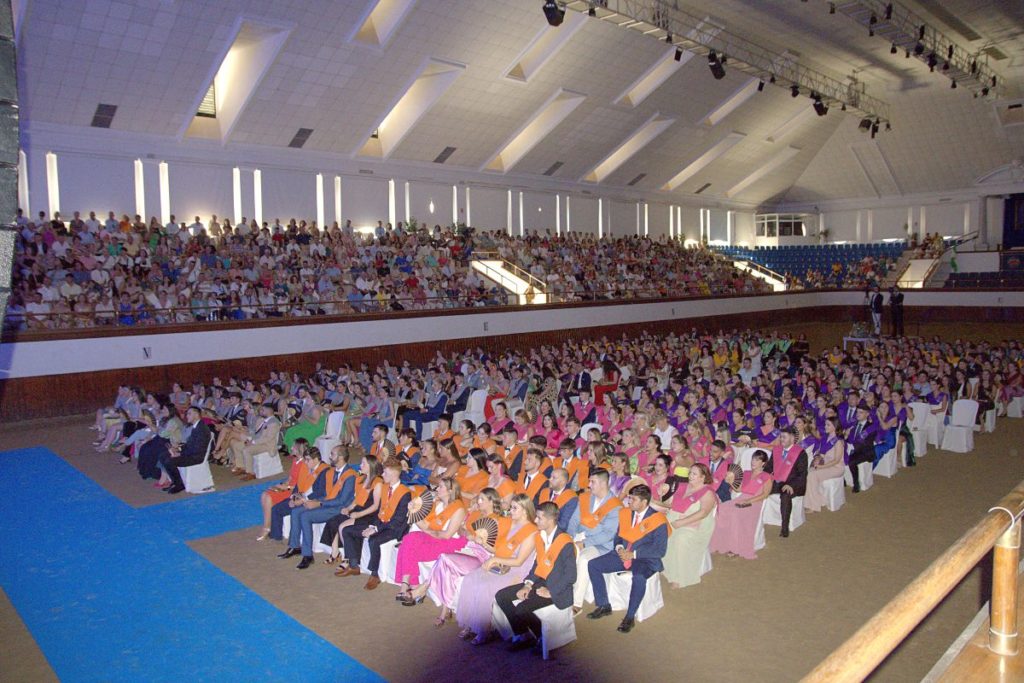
[[728, 463, 744, 490], [407, 490, 435, 523], [471, 517, 499, 547]]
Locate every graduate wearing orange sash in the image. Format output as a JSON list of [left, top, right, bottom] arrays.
[[394, 478, 469, 594], [338, 460, 411, 589], [283, 448, 359, 568], [495, 501, 577, 650], [585, 484, 669, 633]]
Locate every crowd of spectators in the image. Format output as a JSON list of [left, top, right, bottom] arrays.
[[4, 209, 768, 332], [93, 322, 1017, 639], [789, 254, 896, 290]]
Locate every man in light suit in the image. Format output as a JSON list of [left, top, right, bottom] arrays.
[[586, 484, 669, 633], [160, 407, 212, 495], [564, 469, 621, 613], [229, 402, 281, 480], [495, 502, 577, 652]]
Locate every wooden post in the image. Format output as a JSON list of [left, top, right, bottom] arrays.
[[989, 518, 1021, 656]]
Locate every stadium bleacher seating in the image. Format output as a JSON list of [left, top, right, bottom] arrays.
[[713, 242, 906, 287]]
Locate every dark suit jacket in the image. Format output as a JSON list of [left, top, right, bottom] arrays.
[[449, 385, 471, 414], [769, 446, 808, 493], [178, 420, 212, 465], [371, 488, 411, 537], [614, 508, 669, 571], [525, 533, 577, 609]]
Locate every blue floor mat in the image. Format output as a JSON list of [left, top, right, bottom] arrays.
[[0, 447, 382, 683]]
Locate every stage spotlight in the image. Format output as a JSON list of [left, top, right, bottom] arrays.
[[769, 74, 776, 84], [588, 6, 596, 17], [869, 14, 876, 36], [943, 61, 950, 71], [543, 1, 564, 27], [871, 120, 879, 138], [707, 50, 726, 80], [812, 98, 829, 117], [791, 84, 800, 98], [890, 43, 898, 55], [884, 3, 893, 20], [914, 43, 925, 56], [971, 59, 978, 74], [919, 25, 926, 40], [982, 87, 989, 97], [841, 103, 847, 111], [674, 48, 683, 61], [758, 80, 765, 92], [992, 75, 997, 88], [947, 45, 954, 60], [829, 3, 835, 14], [665, 33, 673, 44], [859, 118, 872, 131], [927, 52, 937, 71], [951, 80, 957, 89]]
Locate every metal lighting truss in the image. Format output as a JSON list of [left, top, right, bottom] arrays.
[[830, 0, 1002, 98], [564, 0, 891, 124]]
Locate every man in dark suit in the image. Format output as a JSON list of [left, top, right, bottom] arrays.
[[337, 460, 411, 589], [767, 427, 807, 538], [586, 484, 668, 633], [845, 403, 878, 493], [160, 406, 212, 495], [870, 285, 884, 335], [561, 362, 591, 403], [404, 385, 449, 439], [446, 374, 472, 415], [495, 501, 577, 652], [889, 285, 904, 337]]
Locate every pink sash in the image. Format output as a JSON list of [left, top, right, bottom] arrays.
[[671, 485, 714, 514], [773, 446, 802, 482]]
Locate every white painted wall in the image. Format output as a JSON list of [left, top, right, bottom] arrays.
[[4, 289, 1021, 379], [341, 175, 388, 227], [261, 168, 314, 224], [571, 196, 599, 235], [707, 208, 729, 243], [956, 251, 1000, 272], [678, 205, 701, 242], [52, 153, 134, 219], [646, 201, 669, 238], [409, 180, 451, 228], [521, 191, 557, 233], [609, 199, 636, 237], [733, 211, 755, 246], [168, 161, 233, 223]]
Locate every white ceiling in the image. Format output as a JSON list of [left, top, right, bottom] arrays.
[[15, 0, 1024, 207]]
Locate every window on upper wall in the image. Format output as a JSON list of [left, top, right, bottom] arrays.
[[197, 82, 216, 118]]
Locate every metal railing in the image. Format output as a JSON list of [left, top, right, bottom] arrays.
[[802, 477, 1024, 681]]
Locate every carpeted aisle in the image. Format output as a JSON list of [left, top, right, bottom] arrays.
[[0, 447, 382, 683]]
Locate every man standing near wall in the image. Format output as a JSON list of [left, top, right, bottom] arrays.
[[889, 285, 904, 337], [869, 286, 883, 336]]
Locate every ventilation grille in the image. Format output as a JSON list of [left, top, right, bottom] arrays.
[[627, 173, 647, 186], [983, 46, 1008, 61], [197, 83, 216, 118], [91, 103, 117, 128], [543, 161, 564, 176], [358, 169, 375, 175], [433, 146, 457, 164], [288, 128, 314, 149], [694, 182, 712, 194]]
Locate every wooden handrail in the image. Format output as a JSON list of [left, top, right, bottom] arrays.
[[802, 478, 1024, 682]]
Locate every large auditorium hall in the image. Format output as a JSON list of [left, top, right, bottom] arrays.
[[2, 1, 1024, 681]]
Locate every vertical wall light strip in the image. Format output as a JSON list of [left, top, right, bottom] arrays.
[[465, 187, 471, 227], [387, 178, 396, 227], [232, 167, 242, 225], [16, 150, 28, 215], [334, 176, 342, 224], [676, 206, 682, 240], [506, 189, 513, 236], [158, 161, 171, 225], [133, 159, 146, 221], [518, 191, 524, 236], [598, 197, 604, 238], [699, 207, 705, 241], [316, 173, 325, 229], [44, 152, 60, 217], [606, 199, 612, 237], [252, 169, 263, 227], [555, 195, 561, 236], [452, 185, 458, 226], [636, 202, 640, 236], [404, 181, 411, 223], [643, 203, 649, 236], [566, 195, 572, 233], [726, 210, 733, 245], [668, 205, 674, 239]]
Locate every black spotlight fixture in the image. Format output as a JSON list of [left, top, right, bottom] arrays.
[[707, 50, 726, 80], [890, 43, 898, 55], [943, 61, 950, 71], [905, 49, 910, 58], [869, 14, 877, 37], [914, 42, 925, 56], [885, 3, 893, 20], [859, 118, 873, 131], [927, 52, 937, 71], [981, 86, 989, 97], [992, 75, 998, 88], [970, 59, 978, 74], [769, 74, 776, 84], [947, 45, 954, 60], [665, 33, 673, 44], [871, 120, 879, 138], [812, 96, 829, 117], [829, 2, 835, 14], [758, 80, 765, 92], [674, 47, 683, 62], [543, 1, 565, 27], [919, 25, 926, 40], [791, 84, 800, 97], [885, 121, 892, 131], [951, 79, 957, 89], [588, 5, 596, 17], [841, 102, 847, 111]]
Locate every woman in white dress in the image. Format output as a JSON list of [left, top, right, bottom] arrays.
[[662, 463, 717, 589]]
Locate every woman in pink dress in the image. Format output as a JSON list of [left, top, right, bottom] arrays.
[[709, 450, 773, 559], [405, 488, 506, 627], [488, 401, 512, 435], [454, 493, 538, 644], [804, 417, 846, 513], [539, 412, 563, 454], [394, 477, 469, 601]]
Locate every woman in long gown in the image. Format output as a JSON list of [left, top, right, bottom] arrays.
[[663, 463, 717, 589], [709, 451, 773, 559], [804, 417, 846, 513], [453, 493, 538, 644], [393, 477, 468, 600], [405, 488, 505, 627]]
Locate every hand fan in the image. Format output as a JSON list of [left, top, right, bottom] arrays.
[[408, 490, 435, 523], [471, 516, 499, 547], [728, 463, 744, 491]]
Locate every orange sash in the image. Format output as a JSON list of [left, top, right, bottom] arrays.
[[378, 483, 410, 523], [542, 488, 577, 508], [554, 456, 589, 487], [296, 462, 328, 494], [325, 468, 357, 500], [617, 508, 671, 544], [457, 469, 488, 496], [501, 444, 526, 470], [496, 521, 538, 559], [434, 429, 454, 442], [354, 475, 382, 507], [577, 493, 621, 529], [534, 532, 575, 579], [425, 499, 466, 531], [517, 472, 548, 500], [473, 436, 497, 453], [517, 457, 553, 485], [495, 478, 517, 499]]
